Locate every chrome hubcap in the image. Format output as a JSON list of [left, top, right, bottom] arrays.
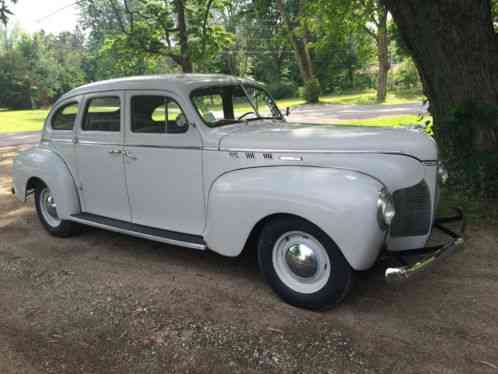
[[40, 187, 61, 227], [272, 231, 331, 294], [285, 244, 318, 278]]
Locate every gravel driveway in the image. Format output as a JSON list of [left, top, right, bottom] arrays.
[[1, 146, 497, 374]]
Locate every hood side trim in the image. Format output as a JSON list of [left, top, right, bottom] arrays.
[[218, 147, 435, 163]]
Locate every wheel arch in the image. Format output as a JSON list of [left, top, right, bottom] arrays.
[[12, 146, 81, 219], [204, 165, 387, 270]]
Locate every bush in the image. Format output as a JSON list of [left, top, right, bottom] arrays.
[[267, 81, 298, 99], [303, 78, 321, 103], [391, 58, 422, 90]]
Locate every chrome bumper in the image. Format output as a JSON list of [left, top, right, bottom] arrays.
[[385, 208, 465, 283]]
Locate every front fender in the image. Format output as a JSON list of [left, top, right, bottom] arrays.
[[204, 166, 385, 270], [12, 145, 81, 219]]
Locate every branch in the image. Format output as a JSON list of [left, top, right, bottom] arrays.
[[109, 0, 130, 35], [123, 0, 134, 32]]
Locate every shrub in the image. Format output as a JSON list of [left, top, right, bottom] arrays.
[[267, 81, 298, 99], [303, 78, 321, 103], [391, 58, 422, 90]]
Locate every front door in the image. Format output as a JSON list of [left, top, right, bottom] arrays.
[[123, 91, 204, 235], [75, 93, 131, 221]]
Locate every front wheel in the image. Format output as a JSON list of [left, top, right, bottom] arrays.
[[35, 184, 80, 237], [257, 216, 353, 310]]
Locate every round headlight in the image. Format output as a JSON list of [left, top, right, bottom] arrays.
[[437, 162, 449, 184], [377, 188, 396, 230]]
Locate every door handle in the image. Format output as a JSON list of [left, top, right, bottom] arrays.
[[123, 150, 137, 160], [109, 149, 122, 155]]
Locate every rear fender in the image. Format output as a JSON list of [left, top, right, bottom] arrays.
[[204, 166, 386, 270], [12, 145, 81, 219]]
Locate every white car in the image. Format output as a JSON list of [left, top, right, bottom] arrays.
[[11, 74, 464, 310]]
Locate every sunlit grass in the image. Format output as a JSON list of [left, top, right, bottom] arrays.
[[0, 89, 426, 133], [0, 109, 49, 133], [335, 114, 432, 127]]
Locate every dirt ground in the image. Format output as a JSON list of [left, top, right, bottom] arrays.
[[1, 145, 497, 374]]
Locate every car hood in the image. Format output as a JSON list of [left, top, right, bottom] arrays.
[[217, 121, 438, 161]]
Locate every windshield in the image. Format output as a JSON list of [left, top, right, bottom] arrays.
[[191, 84, 282, 127]]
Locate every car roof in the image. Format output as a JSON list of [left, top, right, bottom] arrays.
[[59, 74, 261, 101]]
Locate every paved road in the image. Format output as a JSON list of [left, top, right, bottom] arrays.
[[0, 131, 41, 147], [0, 103, 427, 147]]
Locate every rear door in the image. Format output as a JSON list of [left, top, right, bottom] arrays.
[[123, 90, 205, 235], [74, 92, 131, 221]]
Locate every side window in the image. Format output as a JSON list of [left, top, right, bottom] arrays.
[[191, 93, 224, 124], [52, 102, 79, 131], [131, 95, 188, 134], [83, 96, 121, 132]]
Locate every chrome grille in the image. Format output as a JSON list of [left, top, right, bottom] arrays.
[[391, 180, 431, 237]]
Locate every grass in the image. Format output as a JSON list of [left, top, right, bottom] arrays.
[[335, 114, 431, 127], [0, 89, 425, 133], [0, 109, 50, 133], [439, 188, 498, 225]]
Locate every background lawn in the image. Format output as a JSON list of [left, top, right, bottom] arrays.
[[0, 108, 50, 133], [336, 114, 431, 127], [0, 90, 426, 134]]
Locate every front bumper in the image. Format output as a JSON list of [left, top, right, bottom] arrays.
[[385, 208, 465, 283]]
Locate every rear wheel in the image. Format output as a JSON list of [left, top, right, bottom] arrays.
[[257, 216, 353, 310], [35, 183, 80, 237]]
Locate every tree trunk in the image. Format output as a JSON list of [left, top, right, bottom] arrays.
[[174, 0, 193, 73], [376, 3, 390, 103], [275, 0, 315, 82], [383, 0, 498, 150]]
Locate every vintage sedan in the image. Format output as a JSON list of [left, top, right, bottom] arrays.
[[11, 74, 464, 310]]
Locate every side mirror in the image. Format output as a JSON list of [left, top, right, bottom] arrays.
[[285, 107, 290, 116]]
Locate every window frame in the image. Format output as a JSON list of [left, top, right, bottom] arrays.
[[130, 94, 189, 135], [50, 101, 80, 131], [81, 95, 122, 132]]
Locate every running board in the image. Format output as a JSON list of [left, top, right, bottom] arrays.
[[70, 212, 206, 250]]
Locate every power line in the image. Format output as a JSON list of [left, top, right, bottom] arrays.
[[34, 0, 82, 24]]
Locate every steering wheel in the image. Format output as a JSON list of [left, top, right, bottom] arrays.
[[237, 111, 256, 120]]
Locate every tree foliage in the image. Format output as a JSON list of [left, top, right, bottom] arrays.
[[0, 28, 87, 108], [80, 0, 235, 73]]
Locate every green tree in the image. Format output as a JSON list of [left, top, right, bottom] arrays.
[[80, 0, 234, 73], [310, 0, 374, 93], [352, 0, 391, 102], [275, 0, 320, 102]]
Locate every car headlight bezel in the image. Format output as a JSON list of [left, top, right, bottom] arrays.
[[377, 188, 396, 231]]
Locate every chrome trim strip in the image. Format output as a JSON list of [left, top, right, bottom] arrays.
[[126, 144, 202, 150], [220, 148, 433, 162], [50, 139, 74, 144], [423, 160, 438, 166], [279, 156, 303, 161], [202, 146, 219, 151], [69, 216, 207, 250], [78, 140, 121, 146]]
